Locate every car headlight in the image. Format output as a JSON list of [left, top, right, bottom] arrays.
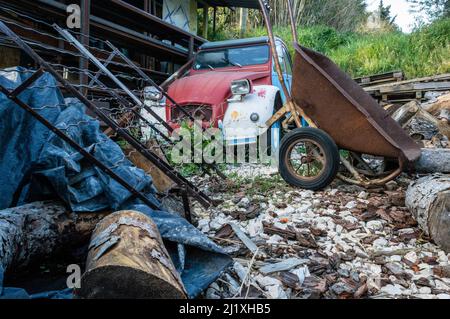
[[143, 86, 163, 101], [230, 79, 251, 96]]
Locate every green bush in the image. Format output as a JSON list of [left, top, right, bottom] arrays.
[[216, 18, 450, 79]]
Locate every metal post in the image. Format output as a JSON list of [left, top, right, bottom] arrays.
[[188, 36, 194, 59], [79, 0, 90, 94]]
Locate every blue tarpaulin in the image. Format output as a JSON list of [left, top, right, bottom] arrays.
[[0, 68, 231, 299]]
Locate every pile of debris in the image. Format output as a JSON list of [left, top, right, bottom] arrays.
[[191, 167, 450, 299], [391, 91, 450, 150]]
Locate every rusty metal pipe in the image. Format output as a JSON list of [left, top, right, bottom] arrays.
[[257, 0, 291, 102]]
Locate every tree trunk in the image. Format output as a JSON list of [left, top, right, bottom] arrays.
[[406, 174, 450, 253], [0, 201, 107, 272], [76, 210, 186, 299], [415, 148, 450, 173]]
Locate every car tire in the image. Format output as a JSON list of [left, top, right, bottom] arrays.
[[279, 128, 340, 190]]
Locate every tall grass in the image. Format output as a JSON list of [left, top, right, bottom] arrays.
[[213, 18, 450, 78]]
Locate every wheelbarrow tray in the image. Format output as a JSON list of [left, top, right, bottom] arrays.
[[291, 44, 421, 164]]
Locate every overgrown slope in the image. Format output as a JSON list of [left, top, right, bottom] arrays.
[[213, 18, 450, 79]]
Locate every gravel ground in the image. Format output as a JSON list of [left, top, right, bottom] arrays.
[[188, 164, 450, 299]]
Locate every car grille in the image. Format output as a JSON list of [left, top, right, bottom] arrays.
[[171, 104, 213, 122]]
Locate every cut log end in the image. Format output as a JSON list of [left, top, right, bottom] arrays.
[[77, 266, 186, 299], [76, 210, 187, 299]]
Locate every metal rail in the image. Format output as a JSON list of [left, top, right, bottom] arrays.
[[0, 20, 212, 209]]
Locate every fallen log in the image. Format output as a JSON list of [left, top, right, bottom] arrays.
[[406, 174, 450, 253], [76, 210, 186, 299], [415, 148, 450, 173], [0, 201, 107, 272]]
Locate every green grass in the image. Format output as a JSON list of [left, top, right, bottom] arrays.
[[212, 18, 450, 79]]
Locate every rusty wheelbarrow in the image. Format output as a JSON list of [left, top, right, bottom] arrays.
[[259, 0, 422, 190]]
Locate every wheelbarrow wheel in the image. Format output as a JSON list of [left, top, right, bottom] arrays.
[[279, 128, 340, 190]]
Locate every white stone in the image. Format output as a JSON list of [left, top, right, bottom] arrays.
[[366, 220, 383, 231], [367, 264, 382, 275], [435, 280, 450, 290], [404, 251, 418, 264], [197, 219, 210, 233], [437, 294, 450, 299], [329, 189, 338, 196], [345, 201, 358, 209], [255, 275, 282, 287], [373, 238, 388, 247], [266, 284, 288, 299], [380, 284, 403, 295], [343, 215, 359, 224], [291, 266, 310, 285], [267, 234, 284, 244], [390, 255, 402, 262], [358, 191, 369, 199], [438, 251, 449, 264], [277, 206, 295, 217], [247, 219, 263, 238], [418, 287, 432, 294], [273, 222, 288, 230]]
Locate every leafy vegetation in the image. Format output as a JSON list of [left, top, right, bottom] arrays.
[[213, 18, 450, 79]]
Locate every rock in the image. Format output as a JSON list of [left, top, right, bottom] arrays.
[[367, 264, 382, 275], [418, 286, 432, 294], [267, 234, 284, 244], [373, 238, 388, 247], [238, 197, 251, 208], [331, 281, 355, 296], [266, 284, 288, 299], [358, 191, 369, 200], [380, 284, 403, 295], [291, 266, 310, 285], [345, 201, 358, 209], [385, 181, 398, 191], [385, 262, 405, 276], [437, 294, 450, 299], [197, 219, 210, 233], [255, 275, 282, 287], [404, 251, 418, 264], [259, 258, 308, 275], [366, 220, 383, 231], [233, 262, 248, 283], [246, 219, 263, 238]]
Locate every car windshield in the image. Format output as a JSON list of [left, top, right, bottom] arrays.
[[193, 44, 270, 70]]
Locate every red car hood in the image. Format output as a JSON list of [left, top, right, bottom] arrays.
[[167, 71, 270, 106]]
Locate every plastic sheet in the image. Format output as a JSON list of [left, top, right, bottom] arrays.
[[0, 68, 231, 299]]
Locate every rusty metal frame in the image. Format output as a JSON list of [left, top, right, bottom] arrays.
[[0, 20, 212, 209]]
